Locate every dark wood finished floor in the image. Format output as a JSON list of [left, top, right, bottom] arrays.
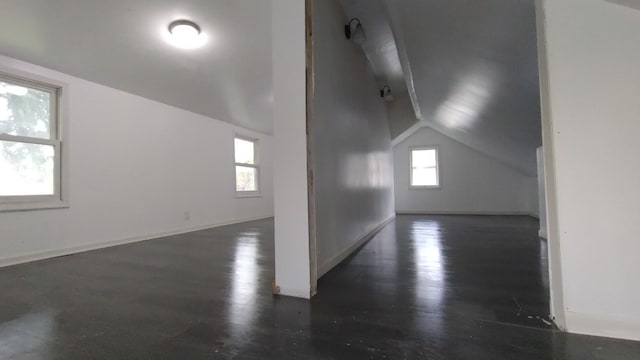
[[1, 215, 639, 359]]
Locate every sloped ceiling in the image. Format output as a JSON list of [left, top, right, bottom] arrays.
[[343, 0, 543, 175], [340, 0, 421, 139], [0, 0, 273, 134], [606, 0, 640, 11], [339, 0, 406, 94]]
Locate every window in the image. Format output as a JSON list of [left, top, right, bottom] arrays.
[[410, 147, 440, 188], [234, 136, 259, 195], [0, 72, 66, 211]]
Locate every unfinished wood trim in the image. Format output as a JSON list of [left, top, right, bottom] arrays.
[[305, 0, 318, 297]]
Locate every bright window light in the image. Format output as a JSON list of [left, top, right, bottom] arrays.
[[0, 74, 65, 211], [234, 137, 259, 193], [411, 148, 440, 188]]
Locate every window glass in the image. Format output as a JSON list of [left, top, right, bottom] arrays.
[[0, 81, 52, 139], [0, 140, 55, 196], [0, 73, 62, 210], [412, 149, 436, 168], [236, 166, 258, 192], [411, 148, 439, 187], [234, 138, 255, 165], [411, 167, 438, 187]]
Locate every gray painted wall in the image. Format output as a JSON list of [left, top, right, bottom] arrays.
[[312, 0, 395, 277]]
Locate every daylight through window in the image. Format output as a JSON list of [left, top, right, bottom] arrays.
[[411, 148, 439, 187], [0, 73, 63, 210], [234, 136, 259, 193]]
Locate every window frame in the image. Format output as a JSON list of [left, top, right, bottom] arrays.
[[409, 146, 441, 189], [233, 134, 261, 198], [0, 67, 69, 212]]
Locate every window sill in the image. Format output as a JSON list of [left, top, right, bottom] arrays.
[[235, 192, 262, 199], [410, 185, 441, 190], [0, 199, 69, 213]]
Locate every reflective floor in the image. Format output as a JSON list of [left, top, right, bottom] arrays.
[[1, 215, 639, 359]]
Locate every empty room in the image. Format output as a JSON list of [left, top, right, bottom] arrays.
[[1, 0, 640, 359]]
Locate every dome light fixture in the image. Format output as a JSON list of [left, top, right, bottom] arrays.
[[345, 18, 366, 46], [166, 19, 207, 49]]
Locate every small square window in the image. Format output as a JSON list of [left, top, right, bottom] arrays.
[[410, 148, 440, 188]]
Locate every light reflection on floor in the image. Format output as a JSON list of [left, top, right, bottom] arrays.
[[0, 311, 54, 358], [410, 220, 446, 335], [229, 230, 261, 339]]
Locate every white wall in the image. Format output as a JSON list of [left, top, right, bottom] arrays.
[[394, 127, 537, 215], [312, 0, 395, 277], [541, 0, 640, 340], [526, 176, 540, 218], [537, 147, 547, 238], [272, 0, 312, 298], [0, 55, 274, 266]]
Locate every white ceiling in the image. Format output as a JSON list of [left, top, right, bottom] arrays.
[[0, 0, 273, 134], [606, 0, 640, 11], [344, 0, 542, 175], [1, 0, 543, 172]]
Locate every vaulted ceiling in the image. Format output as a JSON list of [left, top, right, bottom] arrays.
[[1, 0, 543, 173], [0, 0, 273, 134], [339, 0, 406, 95], [342, 0, 543, 175]]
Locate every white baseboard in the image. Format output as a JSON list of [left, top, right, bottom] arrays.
[[318, 214, 396, 277], [396, 210, 535, 216], [0, 215, 274, 268], [276, 286, 312, 300], [566, 310, 640, 341]]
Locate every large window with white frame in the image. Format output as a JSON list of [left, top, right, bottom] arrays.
[[234, 136, 260, 194], [410, 147, 440, 188], [0, 72, 65, 211]]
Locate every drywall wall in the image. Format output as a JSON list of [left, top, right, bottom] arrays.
[[526, 176, 540, 218], [537, 147, 547, 238], [272, 0, 312, 298], [394, 127, 537, 215], [0, 55, 274, 266], [312, 0, 395, 277], [541, 0, 640, 340]]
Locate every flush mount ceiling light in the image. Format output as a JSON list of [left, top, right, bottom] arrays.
[[380, 86, 394, 102], [166, 19, 207, 49], [345, 18, 366, 46]]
